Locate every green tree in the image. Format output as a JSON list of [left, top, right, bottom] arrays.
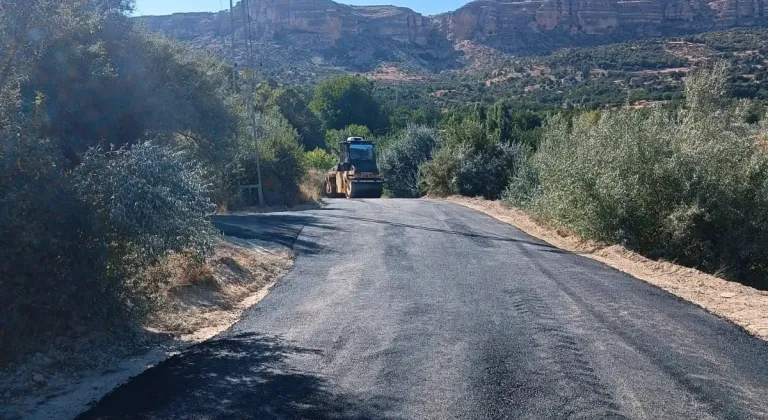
[[379, 126, 440, 197], [310, 75, 386, 133], [443, 115, 490, 151], [390, 106, 415, 132], [487, 101, 512, 144], [303, 148, 337, 171], [390, 105, 440, 132], [271, 87, 326, 150]]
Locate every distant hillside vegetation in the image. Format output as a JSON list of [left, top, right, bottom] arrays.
[[374, 28, 768, 111]]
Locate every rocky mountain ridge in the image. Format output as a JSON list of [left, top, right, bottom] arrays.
[[135, 0, 768, 80]]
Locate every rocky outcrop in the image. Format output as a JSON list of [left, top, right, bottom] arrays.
[[137, 12, 231, 41], [532, 0, 621, 33], [136, 0, 767, 76], [137, 0, 431, 48], [139, 0, 768, 49], [248, 0, 431, 45], [711, 0, 767, 26], [447, 1, 540, 40], [446, 0, 766, 42]]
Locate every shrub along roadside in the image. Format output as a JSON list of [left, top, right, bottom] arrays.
[[243, 111, 307, 207], [303, 148, 337, 171], [0, 138, 216, 362], [0, 135, 106, 362], [74, 143, 217, 315], [407, 62, 768, 289], [418, 115, 527, 200], [506, 63, 768, 289], [300, 169, 329, 202], [378, 125, 440, 198], [0, 0, 306, 364]]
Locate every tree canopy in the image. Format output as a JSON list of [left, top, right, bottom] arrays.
[[271, 87, 326, 150], [310, 75, 386, 133]]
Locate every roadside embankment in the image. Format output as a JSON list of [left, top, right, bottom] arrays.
[[0, 237, 293, 420]]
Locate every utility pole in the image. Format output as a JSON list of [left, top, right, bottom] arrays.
[[228, 0, 242, 207], [229, 0, 237, 93], [243, 0, 265, 206]]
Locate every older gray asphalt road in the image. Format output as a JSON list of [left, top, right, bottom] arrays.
[[78, 199, 768, 420]]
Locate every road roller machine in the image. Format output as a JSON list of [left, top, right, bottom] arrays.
[[325, 137, 383, 199]]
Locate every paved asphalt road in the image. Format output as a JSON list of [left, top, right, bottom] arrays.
[[78, 199, 768, 420]]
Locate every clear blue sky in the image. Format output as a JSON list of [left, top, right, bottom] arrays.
[[133, 0, 469, 16]]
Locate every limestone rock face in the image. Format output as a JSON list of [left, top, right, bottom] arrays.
[[138, 0, 430, 48], [446, 0, 766, 42], [534, 0, 621, 33], [137, 13, 230, 41], [139, 0, 767, 49], [711, 0, 767, 26], [135, 0, 767, 74]]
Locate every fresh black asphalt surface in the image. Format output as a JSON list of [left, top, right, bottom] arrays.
[[78, 199, 768, 419]]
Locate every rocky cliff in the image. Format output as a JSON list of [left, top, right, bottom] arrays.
[[137, 1, 431, 48], [135, 0, 768, 78], [444, 0, 767, 42]]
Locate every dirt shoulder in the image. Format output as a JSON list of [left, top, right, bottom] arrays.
[[447, 196, 768, 341], [1, 237, 293, 420], [148, 236, 293, 342]]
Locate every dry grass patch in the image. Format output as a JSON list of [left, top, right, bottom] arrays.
[[300, 169, 327, 202], [149, 237, 293, 342], [447, 196, 768, 341]]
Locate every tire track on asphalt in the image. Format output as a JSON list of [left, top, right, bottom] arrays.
[[505, 287, 627, 420], [511, 241, 766, 419]]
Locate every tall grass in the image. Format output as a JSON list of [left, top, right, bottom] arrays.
[[508, 62, 768, 288]]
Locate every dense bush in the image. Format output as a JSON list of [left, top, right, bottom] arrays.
[[310, 75, 387, 133], [75, 143, 216, 270], [249, 111, 307, 206], [303, 148, 337, 171], [454, 143, 524, 199], [378, 126, 440, 197], [1, 138, 216, 360], [300, 169, 328, 202], [420, 143, 523, 199], [419, 114, 527, 199], [511, 63, 768, 288], [419, 146, 460, 197], [0, 0, 247, 362], [502, 153, 540, 207], [0, 134, 106, 360], [74, 143, 216, 311]]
